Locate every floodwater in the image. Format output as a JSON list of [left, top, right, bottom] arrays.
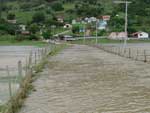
[[19, 45, 150, 113], [0, 46, 39, 105]]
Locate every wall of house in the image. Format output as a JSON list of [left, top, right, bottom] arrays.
[[138, 32, 149, 38]]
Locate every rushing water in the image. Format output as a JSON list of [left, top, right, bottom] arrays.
[[0, 46, 38, 104], [19, 45, 150, 113]]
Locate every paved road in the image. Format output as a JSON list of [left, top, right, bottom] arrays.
[[19, 45, 150, 113]]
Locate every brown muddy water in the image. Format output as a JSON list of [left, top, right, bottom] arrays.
[[19, 45, 150, 113], [0, 46, 39, 105]]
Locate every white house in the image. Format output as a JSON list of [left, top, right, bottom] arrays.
[[19, 25, 26, 31], [108, 32, 127, 40], [131, 32, 149, 39], [64, 24, 72, 29]]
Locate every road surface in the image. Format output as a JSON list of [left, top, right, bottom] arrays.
[[19, 45, 150, 113]]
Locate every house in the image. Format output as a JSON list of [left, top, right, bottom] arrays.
[[7, 19, 17, 24], [21, 31, 30, 35], [102, 15, 111, 21], [64, 24, 72, 28], [56, 16, 64, 23], [98, 20, 107, 30], [19, 25, 26, 31], [84, 17, 97, 23], [72, 19, 77, 24], [131, 32, 149, 39], [108, 32, 127, 40]]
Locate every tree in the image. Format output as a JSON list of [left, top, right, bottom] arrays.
[[32, 12, 45, 23], [29, 23, 39, 34], [72, 25, 80, 34], [7, 13, 15, 20], [51, 1, 64, 11], [75, 2, 103, 17], [42, 30, 52, 39]]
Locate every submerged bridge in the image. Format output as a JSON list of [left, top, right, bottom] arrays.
[[17, 44, 150, 113]]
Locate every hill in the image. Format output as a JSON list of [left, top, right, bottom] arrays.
[[0, 0, 150, 36]]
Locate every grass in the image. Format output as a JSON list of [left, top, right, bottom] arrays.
[[63, 3, 75, 11], [70, 38, 150, 45], [0, 40, 48, 47], [14, 11, 35, 24], [0, 35, 15, 41]]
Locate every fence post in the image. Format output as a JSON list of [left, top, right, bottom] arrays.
[[124, 48, 126, 57], [136, 49, 139, 61], [129, 48, 131, 58], [18, 61, 23, 83], [35, 52, 37, 65], [29, 51, 32, 68], [25, 57, 28, 76], [38, 48, 41, 60], [144, 50, 147, 62], [6, 66, 12, 99]]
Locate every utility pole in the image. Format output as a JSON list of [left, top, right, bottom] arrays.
[[0, 0, 4, 19], [83, 23, 86, 44], [114, 0, 132, 48], [95, 19, 99, 44]]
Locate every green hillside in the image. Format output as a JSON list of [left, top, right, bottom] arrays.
[[0, 0, 150, 40]]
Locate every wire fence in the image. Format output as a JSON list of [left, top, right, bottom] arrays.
[[0, 45, 52, 113], [95, 45, 150, 63]]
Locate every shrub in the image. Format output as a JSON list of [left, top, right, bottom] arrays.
[[72, 25, 80, 33], [0, 21, 18, 35], [32, 12, 45, 23], [28, 34, 40, 40], [7, 13, 16, 20], [15, 35, 29, 41], [42, 30, 52, 39], [29, 23, 39, 34], [51, 2, 64, 11]]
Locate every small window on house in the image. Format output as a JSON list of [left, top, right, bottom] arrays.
[[140, 34, 143, 36]]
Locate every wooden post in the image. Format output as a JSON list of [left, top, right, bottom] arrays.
[[124, 48, 126, 57], [144, 50, 147, 62], [118, 47, 121, 56], [25, 57, 28, 76], [35, 52, 37, 65], [29, 51, 32, 68], [129, 48, 131, 58], [18, 61, 23, 82], [136, 49, 139, 60], [38, 48, 41, 60], [6, 66, 12, 99]]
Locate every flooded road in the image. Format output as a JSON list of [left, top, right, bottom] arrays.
[[0, 46, 38, 104], [19, 45, 150, 113]]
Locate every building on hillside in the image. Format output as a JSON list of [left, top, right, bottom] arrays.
[[102, 15, 111, 21], [64, 24, 72, 28], [7, 19, 17, 24], [98, 20, 107, 30], [19, 25, 26, 31], [84, 17, 97, 23], [85, 29, 91, 37], [108, 32, 127, 40], [131, 32, 149, 39], [21, 31, 30, 35], [72, 19, 77, 24], [56, 16, 64, 23]]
